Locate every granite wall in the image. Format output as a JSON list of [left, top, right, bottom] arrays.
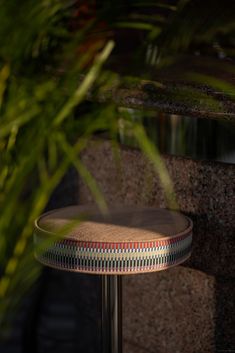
[[79, 139, 235, 353]]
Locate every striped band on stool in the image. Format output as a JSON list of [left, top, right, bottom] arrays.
[[34, 205, 193, 275], [34, 231, 192, 275]]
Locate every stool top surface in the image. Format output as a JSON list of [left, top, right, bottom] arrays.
[[36, 205, 191, 242], [34, 205, 192, 274]]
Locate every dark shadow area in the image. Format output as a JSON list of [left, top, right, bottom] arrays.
[[215, 276, 235, 353], [182, 212, 235, 352], [21, 166, 102, 353], [185, 213, 235, 277], [23, 269, 102, 353], [0, 167, 102, 353]]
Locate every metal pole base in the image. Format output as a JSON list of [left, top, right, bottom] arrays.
[[101, 275, 122, 353]]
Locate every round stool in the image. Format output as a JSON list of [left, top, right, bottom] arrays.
[[34, 205, 193, 353]]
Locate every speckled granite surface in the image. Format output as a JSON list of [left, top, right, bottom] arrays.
[[123, 268, 215, 353], [79, 139, 235, 353], [79, 139, 235, 277]]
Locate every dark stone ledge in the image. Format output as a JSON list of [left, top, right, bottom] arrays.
[[89, 55, 235, 121]]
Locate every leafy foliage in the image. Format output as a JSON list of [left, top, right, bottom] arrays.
[[0, 0, 235, 332]]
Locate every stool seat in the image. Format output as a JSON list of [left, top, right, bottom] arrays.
[[34, 205, 192, 275]]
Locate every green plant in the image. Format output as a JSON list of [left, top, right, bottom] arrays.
[[0, 0, 235, 334]]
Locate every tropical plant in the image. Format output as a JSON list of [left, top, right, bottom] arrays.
[[0, 0, 235, 336]]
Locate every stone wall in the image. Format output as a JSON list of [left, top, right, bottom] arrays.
[[79, 139, 235, 353]]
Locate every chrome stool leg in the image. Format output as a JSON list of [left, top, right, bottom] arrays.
[[101, 275, 122, 353]]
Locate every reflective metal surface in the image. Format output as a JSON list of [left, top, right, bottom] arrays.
[[118, 108, 235, 164], [101, 275, 122, 353]]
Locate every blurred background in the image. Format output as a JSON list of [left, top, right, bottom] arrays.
[[0, 1, 235, 352]]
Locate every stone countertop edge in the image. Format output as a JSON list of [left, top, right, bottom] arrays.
[[86, 78, 235, 122]]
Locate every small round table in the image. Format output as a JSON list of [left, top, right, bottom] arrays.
[[34, 205, 192, 353]]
